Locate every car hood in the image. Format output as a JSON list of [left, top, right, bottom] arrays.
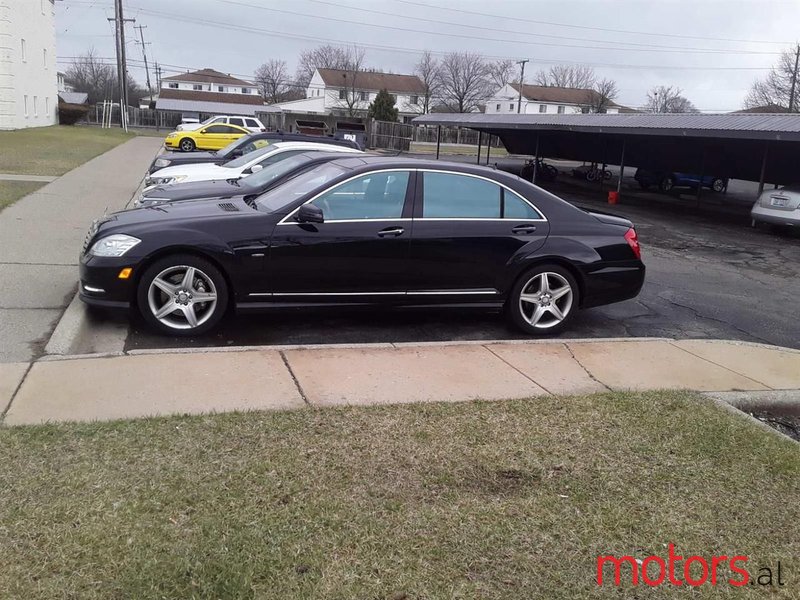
[[143, 179, 252, 202], [150, 162, 239, 179], [99, 196, 259, 231], [160, 151, 219, 164]]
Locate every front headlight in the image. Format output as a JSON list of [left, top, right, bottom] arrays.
[[89, 234, 141, 257], [154, 158, 171, 168], [166, 132, 177, 138]]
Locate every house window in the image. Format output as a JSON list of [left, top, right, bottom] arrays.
[[43, 48, 47, 68], [557, 105, 565, 114], [33, 96, 38, 117], [339, 89, 347, 100], [539, 104, 547, 113], [45, 97, 49, 115], [193, 84, 203, 91], [218, 86, 224, 92], [23, 95, 28, 117], [496, 103, 500, 111], [241, 87, 250, 94], [410, 95, 419, 105], [509, 103, 514, 111], [21, 39, 26, 62], [360, 91, 368, 101], [168, 82, 178, 89]]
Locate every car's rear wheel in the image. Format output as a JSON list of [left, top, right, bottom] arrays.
[[711, 178, 725, 192], [507, 265, 578, 335], [179, 138, 196, 152], [659, 176, 674, 192], [137, 254, 228, 336]]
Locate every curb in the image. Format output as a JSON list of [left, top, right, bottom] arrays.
[[44, 290, 83, 355]]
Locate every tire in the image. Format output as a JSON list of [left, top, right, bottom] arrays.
[[179, 137, 196, 152], [136, 254, 228, 336], [659, 176, 675, 192], [603, 170, 612, 181], [507, 264, 579, 336], [586, 169, 597, 182], [711, 178, 725, 193]]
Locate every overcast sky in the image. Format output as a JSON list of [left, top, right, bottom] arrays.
[[56, 0, 800, 111]]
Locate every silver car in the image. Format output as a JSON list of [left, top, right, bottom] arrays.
[[751, 184, 800, 227]]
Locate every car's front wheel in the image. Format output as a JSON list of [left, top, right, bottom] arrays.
[[179, 138, 196, 152], [137, 254, 228, 336], [507, 265, 578, 335], [711, 178, 725, 192]]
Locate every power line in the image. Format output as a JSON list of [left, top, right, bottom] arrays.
[[391, 0, 792, 46], [290, 0, 781, 55]]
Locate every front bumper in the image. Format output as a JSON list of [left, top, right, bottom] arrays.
[[78, 254, 137, 310], [163, 137, 179, 150], [751, 205, 800, 227]]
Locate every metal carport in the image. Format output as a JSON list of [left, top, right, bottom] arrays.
[[412, 113, 800, 195]]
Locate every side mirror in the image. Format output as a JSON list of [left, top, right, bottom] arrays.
[[200, 129, 208, 134], [297, 203, 324, 223], [250, 164, 263, 173]]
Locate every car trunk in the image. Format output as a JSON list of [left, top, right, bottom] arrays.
[[760, 190, 800, 211]]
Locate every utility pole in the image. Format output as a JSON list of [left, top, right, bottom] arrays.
[[134, 24, 153, 104], [155, 63, 162, 89], [789, 44, 800, 112], [516, 59, 529, 114], [108, 0, 134, 130]]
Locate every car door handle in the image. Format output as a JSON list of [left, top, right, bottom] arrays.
[[511, 224, 537, 235], [377, 226, 404, 237]]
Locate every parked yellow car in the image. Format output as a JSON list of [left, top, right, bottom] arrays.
[[164, 123, 250, 152]]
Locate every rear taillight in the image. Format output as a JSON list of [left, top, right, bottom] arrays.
[[624, 228, 641, 260]]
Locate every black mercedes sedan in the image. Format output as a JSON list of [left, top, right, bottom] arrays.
[[137, 152, 358, 207], [146, 131, 361, 174], [80, 157, 645, 336]]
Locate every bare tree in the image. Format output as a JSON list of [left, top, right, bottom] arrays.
[[332, 46, 367, 117], [488, 59, 516, 92], [585, 78, 619, 113], [744, 45, 800, 111], [65, 47, 144, 105], [643, 85, 698, 113], [254, 59, 289, 104], [438, 51, 493, 113], [534, 64, 595, 89], [413, 50, 441, 114], [295, 44, 351, 88]]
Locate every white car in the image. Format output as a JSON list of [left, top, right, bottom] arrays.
[[176, 115, 265, 132], [751, 184, 800, 228], [144, 141, 362, 188]]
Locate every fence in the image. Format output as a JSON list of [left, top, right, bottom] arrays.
[[84, 104, 184, 130], [369, 121, 503, 152]]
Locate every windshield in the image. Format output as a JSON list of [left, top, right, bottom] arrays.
[[223, 145, 275, 169], [255, 163, 348, 213], [243, 154, 320, 187]]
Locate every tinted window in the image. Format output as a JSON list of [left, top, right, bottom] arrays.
[[224, 146, 274, 168], [423, 172, 501, 218], [229, 118, 245, 127], [255, 164, 348, 213], [254, 149, 307, 169], [245, 154, 319, 187], [310, 171, 410, 221], [422, 172, 540, 219], [245, 119, 260, 128], [204, 125, 229, 134], [219, 125, 241, 134]]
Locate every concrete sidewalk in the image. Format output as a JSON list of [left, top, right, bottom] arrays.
[[3, 338, 799, 426], [0, 136, 162, 363]]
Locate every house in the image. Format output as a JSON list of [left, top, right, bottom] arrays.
[[57, 71, 74, 93], [273, 68, 426, 122], [0, 0, 58, 130], [155, 68, 274, 120], [486, 83, 621, 115]]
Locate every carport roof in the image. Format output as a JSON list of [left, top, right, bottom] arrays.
[[413, 112, 800, 141]]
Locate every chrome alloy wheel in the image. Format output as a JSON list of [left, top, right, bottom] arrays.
[[147, 265, 218, 330], [518, 271, 574, 329]]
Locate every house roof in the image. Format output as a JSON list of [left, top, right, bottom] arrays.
[[58, 91, 88, 104], [158, 87, 265, 106], [316, 69, 425, 94], [162, 68, 254, 87], [508, 83, 621, 108], [155, 97, 279, 116]]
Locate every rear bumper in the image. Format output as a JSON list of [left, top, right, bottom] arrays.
[[581, 262, 645, 308], [751, 205, 800, 226], [78, 256, 135, 310]]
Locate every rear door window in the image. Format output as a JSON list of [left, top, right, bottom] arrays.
[[229, 117, 245, 128], [422, 172, 540, 219]]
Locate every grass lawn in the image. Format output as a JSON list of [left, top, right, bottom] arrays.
[[410, 141, 508, 157], [1, 391, 798, 599], [0, 180, 46, 212], [0, 125, 136, 176]]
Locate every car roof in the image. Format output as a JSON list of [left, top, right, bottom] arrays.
[[324, 155, 505, 176], [268, 141, 363, 153]]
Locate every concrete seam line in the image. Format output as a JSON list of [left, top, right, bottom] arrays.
[[0, 362, 34, 426], [482, 344, 554, 396], [563, 342, 613, 392], [666, 341, 773, 390], [680, 338, 800, 355], [279, 350, 309, 406], [702, 394, 799, 445]]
